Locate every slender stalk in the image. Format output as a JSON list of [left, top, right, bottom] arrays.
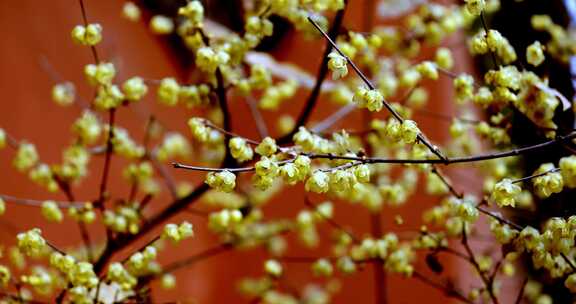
[[244, 95, 269, 138], [511, 167, 561, 184], [137, 243, 232, 286], [150, 152, 178, 199], [277, 3, 348, 144], [54, 176, 95, 262], [304, 197, 360, 243], [173, 131, 576, 173], [480, 12, 499, 68], [77, 222, 94, 262], [431, 166, 463, 198], [561, 253, 576, 271], [0, 194, 84, 209], [306, 16, 446, 161], [172, 158, 295, 173], [476, 205, 523, 230], [370, 212, 387, 304], [47, 241, 67, 256], [461, 226, 499, 304], [77, 0, 100, 63], [307, 131, 576, 165], [203, 119, 260, 145], [94, 183, 210, 274], [94, 40, 234, 274], [412, 271, 473, 304], [120, 235, 160, 264], [515, 277, 529, 304], [97, 108, 116, 208]]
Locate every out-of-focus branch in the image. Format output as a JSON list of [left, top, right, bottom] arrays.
[[277, 3, 348, 144]]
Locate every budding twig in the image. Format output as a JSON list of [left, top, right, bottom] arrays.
[[510, 167, 561, 184], [277, 3, 348, 144], [96, 108, 116, 208], [0, 194, 85, 209], [307, 16, 447, 162], [77, 0, 100, 64]]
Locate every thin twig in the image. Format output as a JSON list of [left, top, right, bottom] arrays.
[[54, 176, 95, 262], [514, 277, 529, 304], [511, 167, 561, 184], [97, 108, 116, 208], [94, 32, 234, 274], [120, 236, 160, 264], [412, 271, 473, 304], [307, 131, 576, 165], [46, 241, 67, 255], [370, 211, 387, 304], [77, 0, 100, 63], [137, 243, 232, 287], [244, 95, 269, 138], [0, 194, 85, 209], [172, 158, 295, 173], [150, 152, 178, 199], [306, 16, 446, 161], [461, 226, 499, 304], [204, 120, 260, 145], [561, 253, 576, 271], [480, 12, 499, 68], [277, 4, 348, 144], [304, 197, 360, 243], [431, 166, 463, 198], [170, 131, 576, 173], [476, 205, 523, 230]]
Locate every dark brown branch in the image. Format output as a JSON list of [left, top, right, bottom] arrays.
[[94, 182, 210, 274], [476, 205, 523, 230], [203, 120, 260, 145], [304, 197, 360, 243], [370, 212, 387, 304], [306, 16, 446, 161], [96, 108, 116, 208], [244, 95, 269, 138], [0, 194, 84, 209], [480, 12, 499, 68], [412, 271, 473, 304], [77, 0, 100, 63], [514, 277, 529, 304], [150, 153, 178, 199], [461, 226, 499, 304], [277, 4, 348, 144], [94, 52, 234, 275], [561, 253, 576, 272], [171, 131, 576, 173], [137, 243, 233, 286], [511, 167, 561, 184], [54, 176, 95, 263], [307, 131, 576, 165]]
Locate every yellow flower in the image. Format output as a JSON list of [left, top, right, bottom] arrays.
[[150, 15, 174, 34], [464, 0, 485, 16], [264, 259, 283, 277], [305, 171, 330, 193], [41, 201, 63, 223], [327, 51, 348, 79], [205, 170, 236, 192], [51, 82, 75, 106], [526, 41, 545, 66], [491, 178, 521, 207], [17, 228, 46, 257]]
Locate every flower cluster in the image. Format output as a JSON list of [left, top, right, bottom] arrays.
[[162, 221, 194, 243]]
